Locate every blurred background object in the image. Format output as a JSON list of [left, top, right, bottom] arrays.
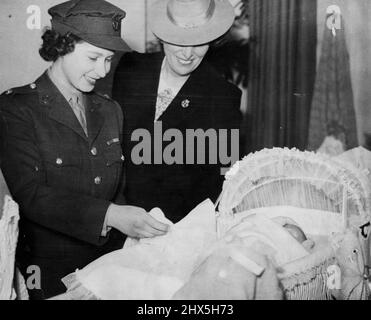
[[308, 5, 358, 154], [246, 0, 317, 153]]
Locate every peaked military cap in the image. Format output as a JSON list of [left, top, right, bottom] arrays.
[[48, 0, 131, 51]]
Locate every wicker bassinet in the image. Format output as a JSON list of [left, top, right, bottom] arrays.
[[216, 148, 371, 300]]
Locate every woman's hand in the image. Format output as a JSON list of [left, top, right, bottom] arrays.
[[106, 204, 170, 238]]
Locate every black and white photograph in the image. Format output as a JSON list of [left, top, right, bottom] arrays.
[[0, 0, 371, 305]]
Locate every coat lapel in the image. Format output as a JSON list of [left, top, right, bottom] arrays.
[[143, 54, 163, 126], [125, 53, 163, 131], [36, 72, 88, 141], [157, 61, 208, 129]]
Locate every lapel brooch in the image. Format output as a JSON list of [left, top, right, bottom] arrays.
[[181, 99, 190, 108]]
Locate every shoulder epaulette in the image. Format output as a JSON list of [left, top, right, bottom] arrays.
[[1, 82, 38, 96]]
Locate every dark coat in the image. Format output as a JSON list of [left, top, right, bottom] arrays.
[[112, 52, 242, 223], [0, 72, 126, 299]]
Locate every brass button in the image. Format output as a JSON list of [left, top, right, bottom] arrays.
[[94, 176, 101, 185], [91, 147, 97, 156], [35, 166, 39, 172], [30, 83, 36, 89], [56, 158, 63, 165], [5, 89, 13, 95], [121, 155, 125, 161]]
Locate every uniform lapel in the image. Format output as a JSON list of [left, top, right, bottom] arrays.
[[85, 93, 105, 146], [36, 72, 88, 141]]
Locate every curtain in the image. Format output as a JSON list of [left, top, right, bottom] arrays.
[[308, 13, 358, 152], [246, 0, 317, 152]]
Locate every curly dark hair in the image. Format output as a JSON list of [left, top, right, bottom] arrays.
[[39, 28, 82, 62]]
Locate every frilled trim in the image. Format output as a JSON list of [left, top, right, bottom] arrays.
[[0, 194, 20, 300], [219, 147, 371, 226], [60, 271, 100, 300]]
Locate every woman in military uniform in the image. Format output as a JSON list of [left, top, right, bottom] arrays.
[[0, 0, 168, 299]]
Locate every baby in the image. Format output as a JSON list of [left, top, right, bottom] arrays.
[[283, 223, 307, 243], [281, 221, 315, 251]]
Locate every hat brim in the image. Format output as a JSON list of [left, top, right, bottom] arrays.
[[80, 33, 131, 52], [149, 0, 235, 46]]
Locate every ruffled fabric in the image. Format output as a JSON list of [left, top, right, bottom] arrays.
[[218, 147, 371, 300], [61, 200, 314, 300], [58, 272, 100, 300], [0, 194, 20, 300], [220, 147, 371, 226], [62, 199, 217, 300]]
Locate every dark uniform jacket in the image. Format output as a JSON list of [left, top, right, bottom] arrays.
[[0, 72, 126, 298], [112, 52, 242, 223]]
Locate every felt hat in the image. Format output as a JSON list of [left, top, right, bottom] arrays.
[[149, 0, 235, 46], [48, 0, 130, 51]]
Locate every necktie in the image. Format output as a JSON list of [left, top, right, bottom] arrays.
[[69, 96, 88, 137]]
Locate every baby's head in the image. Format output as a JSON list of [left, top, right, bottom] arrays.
[[283, 223, 307, 243], [274, 217, 315, 250]]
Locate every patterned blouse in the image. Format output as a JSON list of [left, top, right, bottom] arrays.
[[154, 58, 189, 122], [155, 88, 175, 122]]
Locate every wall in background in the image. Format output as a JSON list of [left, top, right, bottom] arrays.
[[317, 0, 371, 144], [0, 0, 146, 93]]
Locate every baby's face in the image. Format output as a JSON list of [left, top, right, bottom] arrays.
[[283, 223, 307, 243]]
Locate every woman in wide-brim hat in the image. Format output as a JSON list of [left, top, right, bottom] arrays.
[[112, 0, 242, 224], [0, 0, 169, 300]]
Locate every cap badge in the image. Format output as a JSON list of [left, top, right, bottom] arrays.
[[112, 13, 125, 31]]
